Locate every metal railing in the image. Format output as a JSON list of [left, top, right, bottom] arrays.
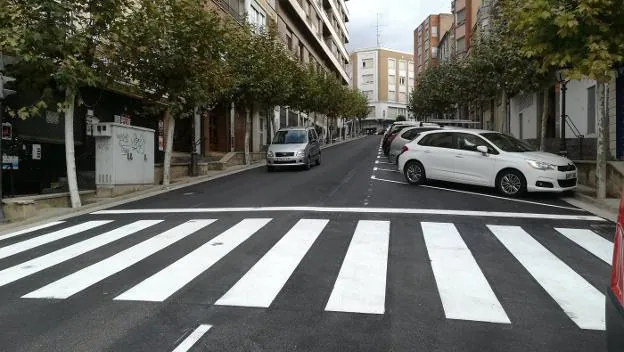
[[565, 115, 586, 159], [211, 0, 244, 23]]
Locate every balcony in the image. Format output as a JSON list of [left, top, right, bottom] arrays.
[[212, 0, 244, 23]]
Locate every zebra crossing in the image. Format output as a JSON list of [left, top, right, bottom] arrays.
[[0, 216, 613, 331]]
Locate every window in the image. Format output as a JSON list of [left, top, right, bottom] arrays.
[[362, 74, 374, 84], [363, 90, 374, 99], [399, 92, 407, 102], [418, 132, 455, 149], [432, 46, 439, 59], [272, 130, 308, 144], [480, 133, 534, 152], [388, 59, 396, 70], [388, 89, 396, 101], [432, 26, 438, 37], [456, 37, 466, 53], [409, 77, 414, 87], [399, 77, 406, 86], [587, 85, 596, 134], [362, 58, 373, 68], [456, 9, 465, 24], [249, 5, 266, 30], [308, 129, 316, 142], [457, 133, 497, 153], [399, 60, 407, 71], [388, 74, 396, 84]]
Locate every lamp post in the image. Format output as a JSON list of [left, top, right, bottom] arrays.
[[556, 71, 570, 157]]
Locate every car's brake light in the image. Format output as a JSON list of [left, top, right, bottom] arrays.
[[610, 194, 624, 305], [400, 145, 408, 154]]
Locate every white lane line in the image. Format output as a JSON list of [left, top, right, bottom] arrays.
[[371, 175, 408, 185], [215, 219, 329, 308], [114, 218, 272, 302], [0, 221, 65, 242], [422, 222, 510, 324], [0, 220, 162, 287], [22, 220, 215, 299], [554, 228, 613, 264], [373, 167, 399, 173], [0, 221, 112, 260], [488, 225, 605, 330], [420, 185, 583, 211], [374, 160, 393, 165], [325, 220, 390, 314], [92, 207, 606, 221], [171, 324, 212, 352]]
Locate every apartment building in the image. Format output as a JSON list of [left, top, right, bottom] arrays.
[[414, 14, 453, 76], [275, 0, 350, 83], [452, 0, 481, 56], [351, 48, 415, 121]]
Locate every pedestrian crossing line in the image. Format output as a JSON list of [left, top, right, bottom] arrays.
[[171, 324, 212, 352], [0, 220, 162, 288], [422, 222, 510, 324], [215, 219, 329, 308], [0, 221, 112, 261], [114, 218, 272, 302], [554, 228, 613, 264], [22, 220, 216, 299], [325, 220, 390, 315], [0, 221, 65, 242], [487, 225, 606, 331]]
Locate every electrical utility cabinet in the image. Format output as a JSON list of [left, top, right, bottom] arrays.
[[93, 123, 155, 196]]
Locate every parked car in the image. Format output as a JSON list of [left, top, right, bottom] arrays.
[[266, 127, 321, 171], [387, 125, 442, 163], [397, 128, 578, 197], [607, 193, 624, 352], [382, 122, 438, 155]]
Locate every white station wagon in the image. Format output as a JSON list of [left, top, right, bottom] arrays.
[[396, 129, 578, 197]]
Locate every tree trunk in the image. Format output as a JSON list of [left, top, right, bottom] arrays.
[[539, 87, 550, 152], [596, 82, 609, 199], [230, 102, 235, 152], [266, 107, 272, 146], [64, 90, 81, 208], [244, 107, 251, 166], [162, 108, 175, 186]]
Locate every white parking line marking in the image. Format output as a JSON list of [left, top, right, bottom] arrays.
[[114, 218, 272, 302], [423, 222, 510, 324], [373, 167, 399, 173], [0, 220, 162, 287], [215, 219, 328, 308], [23, 220, 215, 299], [374, 160, 393, 165], [488, 225, 606, 330], [554, 228, 613, 264], [92, 208, 606, 221], [0, 221, 65, 242], [371, 175, 407, 185], [325, 220, 390, 314], [171, 324, 212, 352], [0, 221, 112, 260], [420, 185, 583, 211]]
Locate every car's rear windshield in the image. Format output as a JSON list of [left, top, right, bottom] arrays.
[[480, 132, 534, 152], [272, 130, 308, 144]]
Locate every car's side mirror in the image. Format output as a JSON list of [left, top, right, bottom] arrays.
[[476, 145, 489, 155]]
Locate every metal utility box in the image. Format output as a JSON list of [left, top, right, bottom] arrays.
[[93, 123, 155, 194]]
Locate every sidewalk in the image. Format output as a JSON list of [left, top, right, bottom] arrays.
[[562, 184, 620, 222], [0, 135, 367, 234]]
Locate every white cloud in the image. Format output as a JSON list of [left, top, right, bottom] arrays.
[[346, 0, 451, 53]]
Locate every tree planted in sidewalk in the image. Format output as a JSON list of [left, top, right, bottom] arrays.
[[0, 0, 126, 208], [106, 0, 232, 186], [501, 0, 624, 198]]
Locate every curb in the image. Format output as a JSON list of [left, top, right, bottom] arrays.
[[0, 136, 367, 234], [562, 194, 619, 223]]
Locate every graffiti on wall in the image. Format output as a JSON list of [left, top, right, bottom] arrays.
[[117, 132, 147, 161]]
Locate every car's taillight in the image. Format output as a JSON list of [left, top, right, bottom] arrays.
[[400, 145, 408, 154], [610, 194, 624, 305]]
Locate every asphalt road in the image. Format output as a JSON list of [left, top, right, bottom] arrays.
[[0, 135, 615, 352]]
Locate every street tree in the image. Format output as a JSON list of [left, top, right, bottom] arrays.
[[501, 0, 624, 198], [107, 0, 232, 186], [0, 0, 126, 208]]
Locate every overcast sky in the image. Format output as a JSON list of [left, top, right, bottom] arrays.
[[346, 0, 451, 54]]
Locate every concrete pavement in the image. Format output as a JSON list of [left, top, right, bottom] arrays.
[[0, 136, 614, 352]]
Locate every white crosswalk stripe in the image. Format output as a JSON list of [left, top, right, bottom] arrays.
[[0, 217, 612, 330]]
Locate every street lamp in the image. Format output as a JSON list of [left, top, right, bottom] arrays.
[[556, 71, 570, 157]]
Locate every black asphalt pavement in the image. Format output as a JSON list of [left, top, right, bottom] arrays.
[[0, 135, 615, 352]]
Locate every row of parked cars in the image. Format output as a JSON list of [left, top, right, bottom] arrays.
[[380, 121, 579, 197]]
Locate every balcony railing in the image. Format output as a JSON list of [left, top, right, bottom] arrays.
[[212, 0, 244, 23]]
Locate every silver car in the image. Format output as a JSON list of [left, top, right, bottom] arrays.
[[388, 125, 441, 163], [266, 127, 321, 171]]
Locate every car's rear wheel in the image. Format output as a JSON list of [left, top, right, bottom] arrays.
[[404, 160, 426, 185], [304, 156, 311, 170], [496, 169, 526, 197]]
